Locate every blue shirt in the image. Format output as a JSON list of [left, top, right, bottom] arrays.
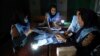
[[15, 18, 30, 35], [46, 12, 61, 23], [14, 18, 30, 46], [67, 15, 80, 33]]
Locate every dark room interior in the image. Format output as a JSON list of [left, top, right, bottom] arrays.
[[0, 0, 100, 56]]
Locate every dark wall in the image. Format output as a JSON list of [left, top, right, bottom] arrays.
[[15, 0, 30, 15], [0, 0, 15, 55], [0, 0, 30, 55], [0, 0, 30, 33], [40, 0, 57, 15]]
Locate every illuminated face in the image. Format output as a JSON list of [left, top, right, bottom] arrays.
[[51, 7, 56, 15], [76, 11, 84, 27]]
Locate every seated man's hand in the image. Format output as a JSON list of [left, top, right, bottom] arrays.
[[64, 31, 73, 37], [55, 33, 67, 42], [53, 22, 61, 28], [24, 29, 33, 36], [64, 31, 69, 36]]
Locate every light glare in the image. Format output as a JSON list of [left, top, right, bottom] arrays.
[[31, 43, 39, 50], [61, 20, 65, 23]]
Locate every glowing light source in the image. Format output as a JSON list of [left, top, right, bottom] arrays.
[[31, 39, 47, 50], [31, 43, 39, 50], [61, 20, 65, 23]]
